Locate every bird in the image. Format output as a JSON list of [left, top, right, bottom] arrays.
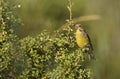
[[75, 24, 94, 60]]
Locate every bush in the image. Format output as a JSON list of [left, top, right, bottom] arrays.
[[0, 0, 93, 79]]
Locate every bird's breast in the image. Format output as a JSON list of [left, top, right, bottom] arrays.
[[76, 30, 88, 47]]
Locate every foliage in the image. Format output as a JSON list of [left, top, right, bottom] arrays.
[[0, 0, 93, 79], [0, 0, 21, 78]]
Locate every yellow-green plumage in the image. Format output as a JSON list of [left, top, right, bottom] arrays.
[[76, 29, 89, 48]]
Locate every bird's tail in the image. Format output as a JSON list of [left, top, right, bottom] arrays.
[[81, 46, 95, 60], [89, 53, 95, 60]]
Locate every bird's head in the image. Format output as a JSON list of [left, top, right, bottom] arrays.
[[75, 24, 84, 31]]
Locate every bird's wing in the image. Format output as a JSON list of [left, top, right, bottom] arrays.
[[86, 33, 93, 51], [81, 30, 93, 50]]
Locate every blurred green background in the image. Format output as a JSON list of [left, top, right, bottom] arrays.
[[16, 0, 85, 37], [15, 0, 120, 79]]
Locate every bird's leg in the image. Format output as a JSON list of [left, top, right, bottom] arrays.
[[81, 46, 90, 53]]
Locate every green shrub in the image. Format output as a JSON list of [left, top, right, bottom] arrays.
[[0, 0, 21, 78], [0, 0, 93, 79]]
